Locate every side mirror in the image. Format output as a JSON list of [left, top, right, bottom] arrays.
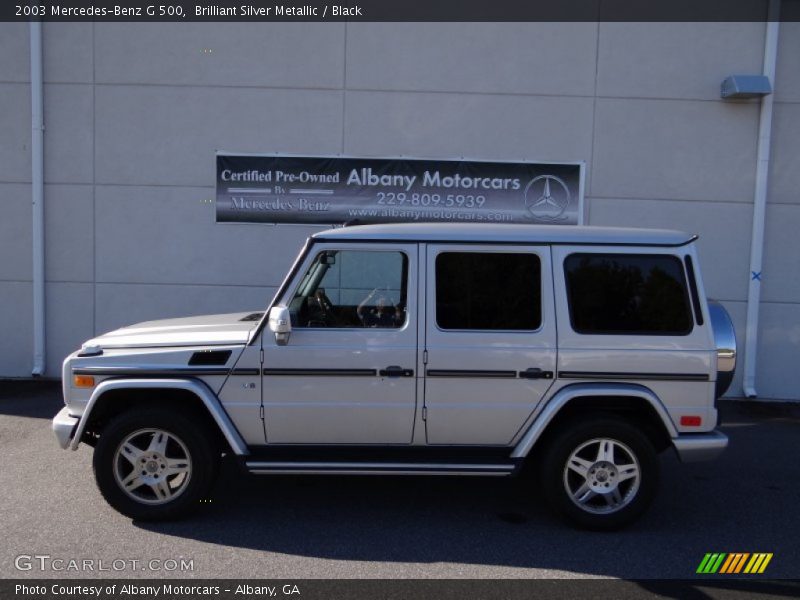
[[268, 306, 292, 346]]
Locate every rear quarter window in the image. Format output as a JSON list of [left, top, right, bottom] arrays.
[[564, 253, 693, 335]]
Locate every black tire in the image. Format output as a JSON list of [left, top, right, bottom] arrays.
[[541, 417, 659, 531], [93, 408, 219, 521]]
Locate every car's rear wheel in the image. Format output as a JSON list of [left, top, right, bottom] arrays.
[[93, 408, 218, 520], [541, 418, 659, 530]]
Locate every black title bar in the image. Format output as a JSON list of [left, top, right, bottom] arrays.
[[3, 579, 798, 600], [5, 0, 800, 22]]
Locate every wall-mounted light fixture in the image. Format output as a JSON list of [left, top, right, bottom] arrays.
[[720, 75, 772, 99]]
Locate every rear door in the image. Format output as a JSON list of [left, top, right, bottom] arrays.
[[422, 244, 557, 445]]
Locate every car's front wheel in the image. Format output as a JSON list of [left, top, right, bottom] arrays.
[[541, 418, 659, 530], [93, 408, 218, 520]]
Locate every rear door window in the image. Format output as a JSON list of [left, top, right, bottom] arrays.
[[435, 252, 541, 331]]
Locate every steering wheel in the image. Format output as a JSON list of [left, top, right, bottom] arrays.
[[307, 290, 336, 327]]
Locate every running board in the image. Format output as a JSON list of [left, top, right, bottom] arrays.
[[245, 461, 517, 476]]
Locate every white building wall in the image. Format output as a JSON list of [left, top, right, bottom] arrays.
[[0, 20, 798, 399]]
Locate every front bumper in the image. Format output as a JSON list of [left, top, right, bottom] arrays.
[[672, 429, 728, 462], [52, 407, 79, 450]]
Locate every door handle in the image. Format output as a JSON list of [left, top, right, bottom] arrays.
[[519, 368, 553, 380], [379, 366, 414, 378]]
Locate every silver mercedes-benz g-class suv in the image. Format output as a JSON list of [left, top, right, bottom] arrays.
[[53, 223, 735, 529]]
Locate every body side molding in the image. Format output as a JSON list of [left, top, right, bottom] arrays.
[[558, 371, 709, 382], [510, 382, 679, 458], [245, 461, 515, 476], [74, 367, 230, 377], [70, 378, 249, 455]]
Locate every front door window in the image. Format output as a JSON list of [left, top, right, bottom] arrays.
[[289, 249, 408, 329]]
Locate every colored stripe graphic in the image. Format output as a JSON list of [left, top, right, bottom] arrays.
[[696, 553, 713, 573], [719, 554, 736, 573], [744, 553, 773, 574], [699, 552, 773, 574], [697, 553, 727, 574], [759, 554, 773, 573], [734, 553, 750, 573], [720, 553, 749, 573]]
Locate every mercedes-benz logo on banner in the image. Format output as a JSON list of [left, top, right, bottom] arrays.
[[524, 174, 571, 222]]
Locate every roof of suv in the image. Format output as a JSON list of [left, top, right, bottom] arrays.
[[313, 223, 696, 247]]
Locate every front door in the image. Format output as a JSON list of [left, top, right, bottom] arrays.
[[423, 244, 557, 445], [262, 243, 418, 444]]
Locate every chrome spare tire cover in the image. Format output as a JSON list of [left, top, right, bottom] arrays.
[[708, 299, 737, 398]]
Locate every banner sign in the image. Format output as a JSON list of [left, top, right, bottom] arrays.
[[216, 155, 583, 226]]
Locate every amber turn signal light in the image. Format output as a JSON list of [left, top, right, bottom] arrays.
[[73, 374, 95, 388]]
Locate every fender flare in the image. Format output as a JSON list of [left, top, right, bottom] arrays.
[[510, 382, 678, 458], [70, 378, 249, 455]]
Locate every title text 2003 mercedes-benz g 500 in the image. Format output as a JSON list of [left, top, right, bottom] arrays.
[[53, 223, 736, 529]]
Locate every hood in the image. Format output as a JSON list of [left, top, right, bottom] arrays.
[[83, 311, 263, 349]]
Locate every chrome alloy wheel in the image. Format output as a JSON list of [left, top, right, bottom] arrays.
[[112, 428, 192, 505], [563, 438, 640, 515]]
